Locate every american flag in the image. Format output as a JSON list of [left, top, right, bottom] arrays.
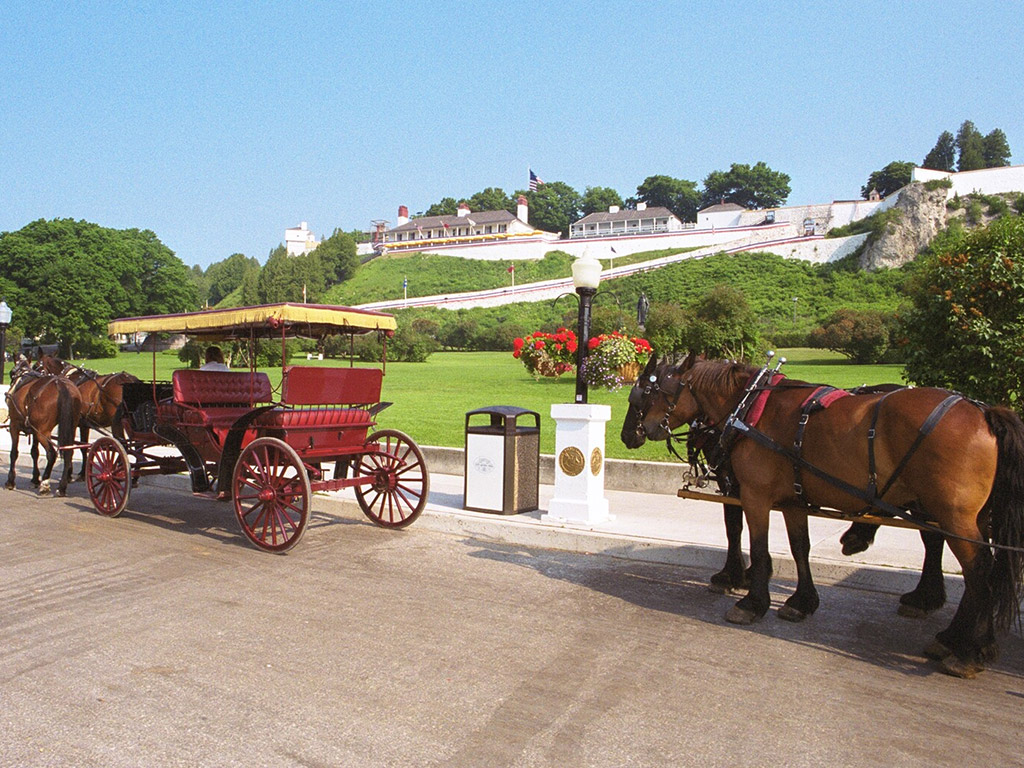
[[529, 169, 544, 191]]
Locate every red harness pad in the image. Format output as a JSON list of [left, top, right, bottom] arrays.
[[746, 373, 785, 427], [801, 385, 851, 411]]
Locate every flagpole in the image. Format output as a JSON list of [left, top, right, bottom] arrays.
[[403, 276, 408, 306]]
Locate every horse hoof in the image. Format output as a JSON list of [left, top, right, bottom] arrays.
[[923, 640, 952, 661], [897, 603, 931, 619], [707, 583, 745, 595], [725, 605, 760, 625], [56, 489, 67, 498], [940, 656, 983, 679], [778, 605, 808, 623], [840, 534, 871, 556], [4, 482, 14, 491]]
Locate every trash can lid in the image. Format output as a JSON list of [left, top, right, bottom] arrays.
[[465, 405, 539, 418]]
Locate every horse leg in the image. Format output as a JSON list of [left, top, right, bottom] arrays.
[[897, 530, 947, 618], [726, 503, 773, 625], [840, 522, 880, 555], [37, 434, 57, 497], [76, 421, 89, 481], [708, 504, 749, 594], [30, 435, 42, 487], [778, 509, 820, 622], [5, 425, 19, 489], [928, 538, 996, 678]]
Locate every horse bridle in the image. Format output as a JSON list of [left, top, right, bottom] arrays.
[[628, 365, 692, 438]]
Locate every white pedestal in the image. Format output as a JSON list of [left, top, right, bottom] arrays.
[[543, 403, 613, 525]]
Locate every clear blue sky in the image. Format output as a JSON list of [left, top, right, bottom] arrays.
[[2, 1, 1021, 268]]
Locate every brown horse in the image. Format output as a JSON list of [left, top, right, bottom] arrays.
[[5, 359, 83, 496], [35, 355, 138, 478], [622, 355, 950, 617], [625, 355, 1024, 678]]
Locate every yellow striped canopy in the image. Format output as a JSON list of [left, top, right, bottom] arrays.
[[108, 303, 396, 339]]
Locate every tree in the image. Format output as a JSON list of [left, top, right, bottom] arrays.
[[922, 131, 956, 172], [581, 186, 624, 216], [956, 120, 986, 171], [901, 216, 1024, 410], [861, 161, 915, 199], [0, 219, 195, 354], [520, 181, 581, 236], [700, 162, 791, 210], [313, 229, 359, 285], [467, 187, 515, 213], [808, 308, 892, 363], [635, 175, 701, 222], [679, 283, 761, 360], [983, 128, 1012, 167], [423, 197, 458, 217], [256, 246, 325, 304], [206, 252, 260, 305]]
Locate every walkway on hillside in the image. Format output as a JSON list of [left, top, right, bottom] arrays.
[[355, 230, 831, 312]]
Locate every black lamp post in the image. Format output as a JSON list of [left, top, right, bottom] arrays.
[[570, 254, 602, 405], [0, 299, 11, 384]]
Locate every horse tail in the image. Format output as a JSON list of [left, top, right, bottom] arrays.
[[984, 405, 1024, 630], [57, 381, 79, 455]]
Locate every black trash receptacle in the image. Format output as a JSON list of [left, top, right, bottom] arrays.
[[464, 406, 540, 514]]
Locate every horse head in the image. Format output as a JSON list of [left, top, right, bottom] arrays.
[[620, 352, 703, 447], [34, 353, 65, 376]]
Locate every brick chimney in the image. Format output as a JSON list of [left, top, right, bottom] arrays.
[[517, 195, 528, 223], [397, 205, 409, 226]]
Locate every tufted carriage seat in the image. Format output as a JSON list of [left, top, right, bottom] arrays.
[[158, 370, 274, 431]]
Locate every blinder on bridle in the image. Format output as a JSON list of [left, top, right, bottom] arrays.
[[628, 365, 688, 437]]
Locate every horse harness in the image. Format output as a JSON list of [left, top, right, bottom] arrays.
[[6, 368, 61, 434]]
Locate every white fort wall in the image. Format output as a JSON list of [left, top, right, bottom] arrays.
[[913, 164, 1024, 199]]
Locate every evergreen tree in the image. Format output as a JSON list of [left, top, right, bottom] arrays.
[[956, 120, 986, 171], [983, 128, 1012, 167], [922, 130, 956, 171]]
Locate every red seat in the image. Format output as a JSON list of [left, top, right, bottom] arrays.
[[252, 407, 373, 429], [173, 370, 272, 406]]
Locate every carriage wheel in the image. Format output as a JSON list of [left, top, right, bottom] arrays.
[[354, 429, 429, 529], [232, 437, 311, 553], [86, 437, 132, 518]]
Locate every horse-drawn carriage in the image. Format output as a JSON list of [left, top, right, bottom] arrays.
[[83, 302, 428, 553]]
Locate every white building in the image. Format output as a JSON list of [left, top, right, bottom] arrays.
[[367, 197, 561, 260], [569, 202, 686, 239], [285, 222, 319, 256]]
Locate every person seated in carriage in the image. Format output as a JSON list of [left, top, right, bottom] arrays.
[[200, 345, 230, 371]]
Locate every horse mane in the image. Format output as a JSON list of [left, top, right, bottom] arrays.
[[685, 359, 759, 399]]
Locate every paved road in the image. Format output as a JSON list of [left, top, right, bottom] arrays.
[[3, 479, 1024, 767]]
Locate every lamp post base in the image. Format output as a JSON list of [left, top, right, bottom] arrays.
[[542, 403, 613, 525]]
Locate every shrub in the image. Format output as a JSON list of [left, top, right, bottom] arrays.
[[924, 177, 953, 192], [75, 335, 118, 359], [354, 327, 438, 363]]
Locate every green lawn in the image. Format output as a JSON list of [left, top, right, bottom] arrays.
[[72, 348, 906, 462]]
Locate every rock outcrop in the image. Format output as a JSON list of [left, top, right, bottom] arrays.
[[859, 182, 949, 270]]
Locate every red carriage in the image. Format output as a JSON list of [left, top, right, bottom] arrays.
[[85, 303, 428, 553]]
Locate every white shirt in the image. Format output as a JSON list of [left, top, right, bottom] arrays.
[[199, 361, 231, 371]]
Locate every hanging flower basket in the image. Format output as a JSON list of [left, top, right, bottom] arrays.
[[581, 332, 653, 391], [512, 328, 578, 379], [615, 361, 642, 384]]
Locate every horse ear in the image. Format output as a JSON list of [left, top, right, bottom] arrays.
[[641, 351, 659, 379]]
